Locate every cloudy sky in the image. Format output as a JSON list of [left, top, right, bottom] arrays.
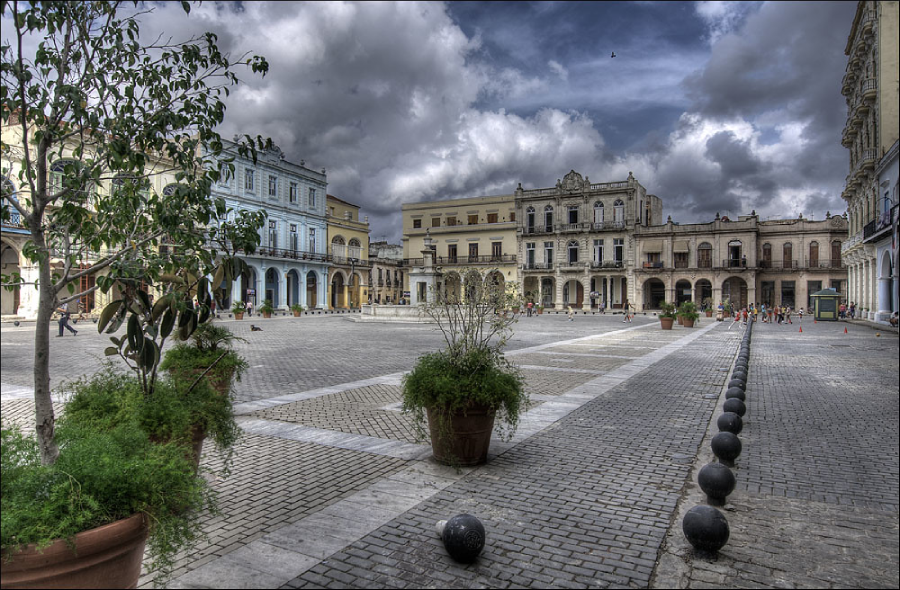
[[12, 1, 860, 241]]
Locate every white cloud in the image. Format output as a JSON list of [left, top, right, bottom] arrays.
[[548, 60, 569, 82]]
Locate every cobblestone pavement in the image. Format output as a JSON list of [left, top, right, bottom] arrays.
[[653, 319, 899, 590], [2, 314, 896, 589]]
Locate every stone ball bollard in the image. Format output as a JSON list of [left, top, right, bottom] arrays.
[[717, 412, 743, 435], [683, 505, 730, 554], [698, 463, 736, 506], [725, 387, 746, 401], [728, 379, 746, 391], [439, 514, 485, 563], [723, 397, 746, 417], [711, 432, 742, 467], [731, 369, 748, 381]]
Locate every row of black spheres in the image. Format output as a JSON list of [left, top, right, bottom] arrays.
[[683, 320, 752, 555]]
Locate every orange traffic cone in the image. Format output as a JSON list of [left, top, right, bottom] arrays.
[[799, 326, 802, 333], [844, 327, 848, 334]]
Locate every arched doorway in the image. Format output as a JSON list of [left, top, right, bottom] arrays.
[[695, 279, 713, 308], [722, 276, 748, 310], [265, 268, 280, 307], [241, 267, 258, 305], [675, 279, 692, 305], [879, 249, 895, 315], [1, 241, 20, 315], [331, 271, 346, 309], [541, 277, 554, 307], [306, 271, 318, 308], [286, 270, 301, 307], [643, 278, 666, 309], [444, 271, 462, 302], [562, 279, 583, 307], [523, 276, 540, 304]]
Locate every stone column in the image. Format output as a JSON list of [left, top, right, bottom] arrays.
[[581, 275, 591, 311], [555, 274, 564, 309]]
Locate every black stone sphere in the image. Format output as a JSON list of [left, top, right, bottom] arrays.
[[723, 397, 747, 417], [441, 514, 486, 563], [698, 462, 736, 505], [731, 369, 748, 380], [725, 387, 746, 401], [717, 412, 743, 435], [711, 432, 742, 465], [734, 362, 748, 372], [728, 379, 746, 391], [683, 505, 730, 553]]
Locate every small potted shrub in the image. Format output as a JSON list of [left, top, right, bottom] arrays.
[[536, 304, 544, 315], [290, 303, 305, 317], [658, 301, 677, 330], [232, 300, 245, 320], [678, 301, 700, 328], [403, 271, 528, 466], [258, 299, 275, 318], [703, 297, 714, 317]]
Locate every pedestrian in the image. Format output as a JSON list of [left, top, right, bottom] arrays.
[[767, 305, 774, 323], [742, 307, 749, 326], [246, 300, 253, 317], [622, 299, 632, 323], [56, 305, 77, 337], [526, 301, 533, 317], [567, 305, 575, 322], [785, 306, 792, 324], [599, 300, 605, 314]]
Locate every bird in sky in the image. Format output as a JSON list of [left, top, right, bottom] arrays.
[[611, 51, 616, 58]]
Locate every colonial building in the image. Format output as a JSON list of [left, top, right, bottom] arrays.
[[368, 241, 405, 304], [326, 194, 369, 309], [402, 194, 518, 302], [208, 139, 329, 310], [840, 0, 899, 321], [400, 169, 848, 312]]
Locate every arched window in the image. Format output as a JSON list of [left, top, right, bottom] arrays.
[[50, 159, 93, 202], [613, 199, 624, 225], [1, 178, 21, 226], [348, 238, 361, 260], [698, 242, 712, 268], [783, 242, 792, 268], [762, 243, 772, 267], [593, 201, 604, 225], [331, 236, 346, 259], [544, 205, 554, 231], [567, 240, 579, 264], [808, 241, 819, 267], [525, 206, 536, 232]]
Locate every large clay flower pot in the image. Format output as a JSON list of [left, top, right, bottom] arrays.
[[426, 404, 496, 466], [660, 317, 675, 330], [683, 318, 695, 328], [1, 514, 149, 589]]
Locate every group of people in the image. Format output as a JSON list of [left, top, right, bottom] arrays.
[[729, 302, 803, 328], [838, 302, 856, 319]]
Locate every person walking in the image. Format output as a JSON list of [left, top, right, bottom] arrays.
[[567, 305, 575, 322], [622, 299, 632, 323], [526, 301, 533, 317], [246, 300, 253, 317], [785, 306, 792, 324], [56, 305, 77, 337]]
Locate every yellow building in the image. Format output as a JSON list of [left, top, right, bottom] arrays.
[[402, 194, 518, 300], [1, 112, 183, 319], [326, 194, 370, 308]]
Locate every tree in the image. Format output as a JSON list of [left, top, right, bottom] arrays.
[[1, 1, 269, 465]]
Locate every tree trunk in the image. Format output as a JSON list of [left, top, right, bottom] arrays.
[[34, 237, 60, 466]]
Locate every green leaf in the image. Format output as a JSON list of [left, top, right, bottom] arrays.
[[127, 313, 143, 352], [97, 300, 123, 333], [104, 346, 118, 356], [160, 309, 176, 339]]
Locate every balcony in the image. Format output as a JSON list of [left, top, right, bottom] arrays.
[[523, 262, 553, 271], [806, 259, 845, 269], [522, 225, 552, 235], [861, 78, 877, 102], [860, 149, 877, 171], [560, 222, 581, 233], [722, 259, 749, 269], [758, 260, 797, 270], [253, 246, 330, 263], [438, 254, 517, 265], [590, 221, 626, 231], [1, 210, 24, 228], [590, 261, 624, 270], [642, 261, 664, 270]]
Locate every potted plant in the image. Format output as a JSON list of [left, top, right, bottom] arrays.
[[703, 297, 714, 317], [259, 299, 275, 318], [678, 301, 700, 328], [536, 304, 544, 315], [232, 300, 246, 320], [290, 303, 305, 317], [658, 301, 677, 330], [403, 271, 528, 466]]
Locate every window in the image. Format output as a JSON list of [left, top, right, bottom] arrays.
[[831, 240, 842, 267], [567, 240, 579, 264], [674, 252, 688, 268], [593, 239, 604, 263], [245, 169, 255, 192], [468, 243, 479, 261], [290, 224, 298, 252], [526, 242, 535, 267], [488, 213, 498, 224], [613, 199, 624, 225], [544, 206, 553, 230], [808, 241, 819, 267], [613, 238, 624, 263], [762, 243, 772, 267], [349, 238, 361, 260], [268, 175, 278, 198], [308, 188, 316, 208], [544, 241, 554, 266], [413, 219, 421, 229], [593, 202, 604, 225], [568, 206, 578, 224], [268, 220, 278, 249], [432, 217, 441, 228], [698, 243, 712, 268], [492, 242, 502, 259], [728, 240, 743, 267], [447, 216, 456, 226], [289, 182, 298, 204], [526, 207, 536, 231], [448, 244, 457, 263], [509, 212, 515, 222], [468, 214, 478, 225], [783, 242, 793, 268], [308, 227, 316, 252]]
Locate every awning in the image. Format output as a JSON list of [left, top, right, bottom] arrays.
[[642, 240, 662, 252], [673, 240, 689, 253]]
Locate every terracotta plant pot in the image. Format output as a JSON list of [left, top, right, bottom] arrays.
[[426, 404, 496, 466], [705, 310, 713, 317], [262, 312, 272, 319], [683, 318, 695, 328], [677, 315, 684, 325], [293, 311, 301, 317], [0, 514, 149, 589], [660, 317, 675, 330], [234, 312, 244, 320]]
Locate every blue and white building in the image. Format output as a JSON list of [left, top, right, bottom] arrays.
[[208, 138, 329, 310]]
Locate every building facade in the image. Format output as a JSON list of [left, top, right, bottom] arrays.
[[400, 169, 848, 313], [402, 194, 518, 302], [326, 194, 370, 309], [368, 241, 405, 304], [208, 139, 329, 310], [840, 0, 899, 321]]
